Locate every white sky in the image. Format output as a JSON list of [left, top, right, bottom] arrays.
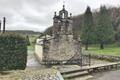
[[0, 0, 120, 32]]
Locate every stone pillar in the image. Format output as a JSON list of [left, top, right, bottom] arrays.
[[3, 17, 6, 33], [0, 20, 1, 33]]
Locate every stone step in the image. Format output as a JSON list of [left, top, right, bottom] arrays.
[[62, 71, 89, 79], [73, 75, 93, 80]]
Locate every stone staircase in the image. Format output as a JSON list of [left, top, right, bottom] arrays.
[[61, 70, 93, 80]]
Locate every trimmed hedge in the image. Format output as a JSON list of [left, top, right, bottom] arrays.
[[0, 33, 27, 71]]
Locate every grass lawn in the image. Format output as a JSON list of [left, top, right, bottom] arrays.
[[84, 44, 120, 56]]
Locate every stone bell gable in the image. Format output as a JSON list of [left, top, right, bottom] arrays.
[[53, 5, 73, 38], [43, 5, 82, 61]]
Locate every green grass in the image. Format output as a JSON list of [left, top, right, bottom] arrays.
[[27, 35, 39, 53], [84, 44, 120, 56]]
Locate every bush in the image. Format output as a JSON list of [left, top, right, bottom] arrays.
[[26, 35, 30, 46], [0, 33, 27, 71], [116, 42, 120, 47]]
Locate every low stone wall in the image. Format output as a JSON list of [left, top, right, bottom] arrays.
[[84, 53, 120, 62], [35, 44, 43, 62]]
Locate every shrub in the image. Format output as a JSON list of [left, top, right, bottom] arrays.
[[116, 42, 120, 47], [0, 33, 27, 71], [26, 35, 30, 46]]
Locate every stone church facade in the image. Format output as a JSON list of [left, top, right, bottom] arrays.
[[43, 5, 82, 62]]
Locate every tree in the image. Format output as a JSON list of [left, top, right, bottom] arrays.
[[44, 26, 53, 36], [26, 35, 30, 46], [81, 6, 95, 50], [96, 6, 114, 49]]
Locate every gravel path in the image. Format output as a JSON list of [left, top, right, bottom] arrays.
[[26, 49, 43, 69]]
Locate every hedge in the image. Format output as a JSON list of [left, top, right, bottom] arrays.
[[0, 33, 27, 71]]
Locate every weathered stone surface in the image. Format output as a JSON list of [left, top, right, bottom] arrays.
[[0, 69, 64, 80], [43, 5, 82, 61], [48, 38, 81, 60]]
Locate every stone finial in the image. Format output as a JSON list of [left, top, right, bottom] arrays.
[[0, 20, 1, 33], [54, 12, 57, 17], [70, 13, 72, 17], [63, 5, 65, 10], [63, 5, 65, 9]]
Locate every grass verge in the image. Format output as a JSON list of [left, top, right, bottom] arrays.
[[84, 44, 120, 56]]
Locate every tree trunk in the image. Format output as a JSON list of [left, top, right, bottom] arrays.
[[85, 43, 88, 50], [100, 43, 104, 49]]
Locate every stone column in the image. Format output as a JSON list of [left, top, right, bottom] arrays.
[[0, 20, 1, 33], [3, 17, 6, 33]]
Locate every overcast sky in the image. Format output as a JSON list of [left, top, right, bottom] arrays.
[[0, 0, 120, 32]]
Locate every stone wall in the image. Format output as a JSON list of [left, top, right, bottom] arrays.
[[35, 44, 43, 61], [47, 35, 81, 61], [84, 53, 120, 62]]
